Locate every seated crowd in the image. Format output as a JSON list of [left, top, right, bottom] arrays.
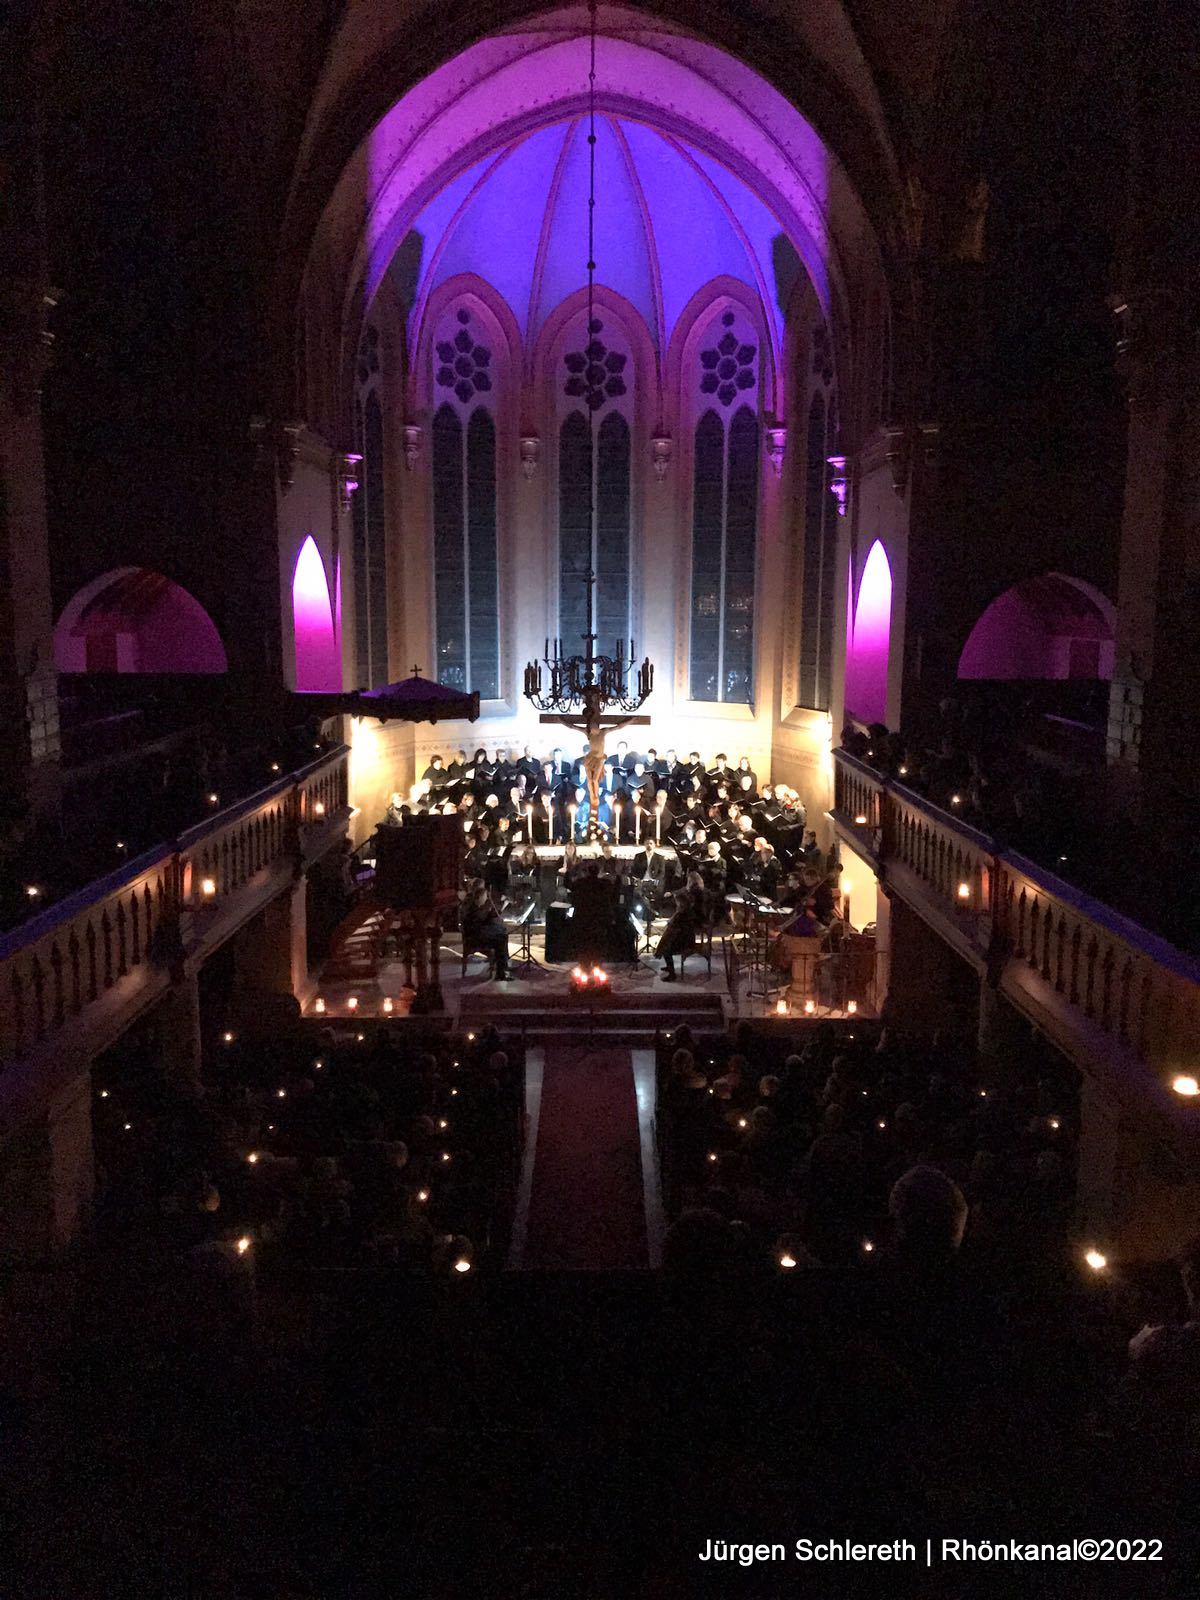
[[656, 1016, 1079, 1274], [371, 741, 851, 980], [92, 1019, 525, 1279]]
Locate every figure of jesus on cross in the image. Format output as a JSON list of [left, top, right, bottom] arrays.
[[539, 683, 649, 841]]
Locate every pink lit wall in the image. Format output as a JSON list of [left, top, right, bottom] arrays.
[[54, 567, 227, 673], [292, 536, 341, 692], [958, 575, 1115, 680], [844, 539, 892, 724]]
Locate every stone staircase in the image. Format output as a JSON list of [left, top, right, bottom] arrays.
[[456, 983, 726, 1046]]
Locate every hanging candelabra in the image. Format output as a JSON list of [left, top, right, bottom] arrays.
[[522, 0, 654, 726]]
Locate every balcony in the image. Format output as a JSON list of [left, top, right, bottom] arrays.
[[832, 749, 1200, 1158], [0, 747, 350, 1127]]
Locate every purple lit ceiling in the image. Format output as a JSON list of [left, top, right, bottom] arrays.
[[315, 9, 888, 415], [397, 115, 802, 359]]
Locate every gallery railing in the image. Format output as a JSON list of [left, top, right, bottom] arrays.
[[1, 746, 350, 1068], [833, 749, 1200, 1100]]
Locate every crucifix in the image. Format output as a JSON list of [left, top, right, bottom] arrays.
[[527, 562, 653, 840], [539, 683, 650, 841]]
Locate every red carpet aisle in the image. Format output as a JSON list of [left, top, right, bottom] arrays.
[[520, 1047, 649, 1270]]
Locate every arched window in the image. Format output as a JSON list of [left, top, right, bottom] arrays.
[[688, 308, 760, 704], [844, 539, 893, 724], [557, 315, 633, 653], [291, 537, 340, 692], [431, 305, 500, 697], [352, 323, 389, 688]]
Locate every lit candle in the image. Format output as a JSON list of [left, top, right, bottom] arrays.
[[655, 809, 662, 846], [615, 805, 621, 845], [634, 804, 641, 845], [526, 803, 533, 842], [569, 803, 577, 840]]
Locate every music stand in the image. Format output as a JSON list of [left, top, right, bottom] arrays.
[[509, 897, 542, 974]]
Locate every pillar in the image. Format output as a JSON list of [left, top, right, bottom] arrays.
[[976, 982, 1031, 1086], [0, 1072, 94, 1261], [882, 892, 979, 1037], [156, 970, 204, 1094], [289, 872, 310, 998], [0, 11, 60, 825]]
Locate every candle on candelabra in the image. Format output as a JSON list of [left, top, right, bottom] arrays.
[[655, 808, 662, 845], [525, 804, 533, 842], [615, 805, 621, 845], [543, 793, 552, 842], [635, 804, 641, 845], [569, 803, 577, 841]]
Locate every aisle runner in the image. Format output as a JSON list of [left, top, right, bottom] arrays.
[[520, 1046, 649, 1271]]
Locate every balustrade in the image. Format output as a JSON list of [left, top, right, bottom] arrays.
[[833, 749, 1200, 1090], [1, 747, 348, 1070]]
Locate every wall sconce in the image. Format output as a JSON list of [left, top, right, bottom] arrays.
[[651, 434, 673, 479], [827, 454, 849, 515], [403, 423, 422, 472], [765, 425, 787, 478], [520, 435, 541, 480]]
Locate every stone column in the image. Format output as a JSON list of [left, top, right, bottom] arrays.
[[0, 16, 61, 824], [156, 969, 204, 1095], [289, 871, 310, 999], [0, 1072, 94, 1261], [976, 982, 1030, 1086]]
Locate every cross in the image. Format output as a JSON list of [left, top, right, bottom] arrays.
[[539, 690, 650, 840]]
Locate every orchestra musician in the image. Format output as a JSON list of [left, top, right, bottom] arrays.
[[461, 882, 512, 980], [379, 738, 850, 979]]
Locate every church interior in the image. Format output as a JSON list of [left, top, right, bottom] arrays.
[[2, 0, 1199, 1591]]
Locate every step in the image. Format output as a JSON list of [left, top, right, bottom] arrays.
[[457, 987, 722, 1014]]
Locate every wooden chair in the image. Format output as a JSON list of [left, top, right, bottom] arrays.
[[678, 922, 714, 979]]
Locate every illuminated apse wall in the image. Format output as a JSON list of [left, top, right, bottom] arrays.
[[291, 9, 901, 830], [292, 536, 341, 692], [843, 539, 892, 725]]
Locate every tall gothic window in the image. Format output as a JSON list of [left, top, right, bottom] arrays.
[[431, 306, 500, 698], [558, 316, 633, 653], [688, 309, 759, 704], [797, 322, 839, 711], [352, 324, 389, 688]]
